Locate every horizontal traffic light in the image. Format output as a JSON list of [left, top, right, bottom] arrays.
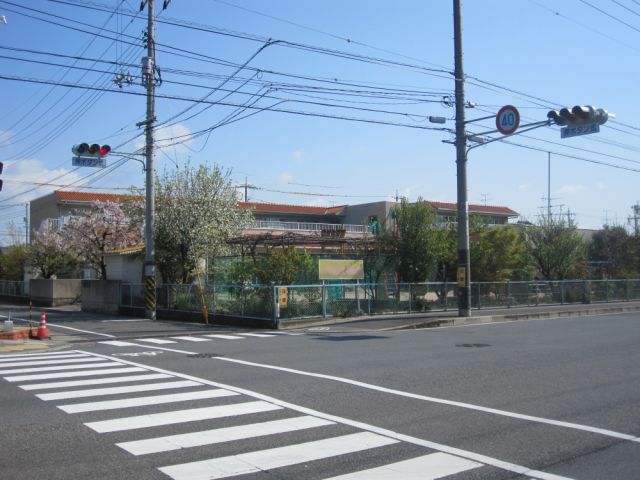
[[72, 143, 111, 157], [547, 105, 610, 127]]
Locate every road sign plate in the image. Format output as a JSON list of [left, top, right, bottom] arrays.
[[496, 105, 520, 135], [72, 156, 106, 168], [560, 123, 600, 139]]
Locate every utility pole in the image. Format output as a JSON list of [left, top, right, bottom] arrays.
[[628, 203, 640, 235], [142, 0, 156, 320], [547, 152, 551, 221], [453, 0, 471, 317]]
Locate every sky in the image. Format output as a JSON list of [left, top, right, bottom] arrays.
[[1, 0, 640, 244]]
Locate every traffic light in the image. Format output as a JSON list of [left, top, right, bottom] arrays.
[[72, 143, 111, 157], [547, 105, 610, 127]]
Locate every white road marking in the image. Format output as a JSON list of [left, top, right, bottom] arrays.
[[325, 452, 481, 479], [0, 353, 89, 363], [136, 338, 177, 344], [19, 373, 172, 390], [203, 334, 244, 340], [0, 357, 104, 368], [0, 351, 77, 359], [159, 432, 397, 480], [59, 388, 238, 413], [36, 380, 202, 401], [116, 415, 334, 456], [76, 348, 577, 480], [0, 362, 123, 375], [85, 400, 282, 433], [4, 366, 146, 382], [45, 323, 116, 338], [170, 336, 210, 342], [98, 341, 138, 347], [238, 333, 276, 338]]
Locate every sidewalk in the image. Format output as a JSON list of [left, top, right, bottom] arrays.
[[282, 300, 640, 332]]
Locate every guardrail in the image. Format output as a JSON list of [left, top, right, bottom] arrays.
[[119, 279, 640, 324], [250, 220, 369, 234]]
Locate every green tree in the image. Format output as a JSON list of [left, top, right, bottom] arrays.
[[0, 244, 28, 281], [254, 247, 301, 285], [470, 223, 530, 281], [390, 198, 446, 283], [588, 225, 636, 278], [523, 216, 586, 280]]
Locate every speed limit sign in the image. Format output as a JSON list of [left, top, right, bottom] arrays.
[[496, 105, 520, 135]]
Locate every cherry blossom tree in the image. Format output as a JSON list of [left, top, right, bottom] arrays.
[[61, 201, 142, 279], [28, 223, 79, 279]]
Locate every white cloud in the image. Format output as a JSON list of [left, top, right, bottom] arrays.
[[1, 158, 84, 203], [278, 171, 293, 185], [558, 184, 586, 194], [293, 149, 304, 162], [595, 182, 607, 190], [136, 123, 192, 158], [0, 130, 14, 146]]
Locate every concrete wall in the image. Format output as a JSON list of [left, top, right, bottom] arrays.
[[344, 201, 395, 228], [81, 280, 121, 315], [30, 279, 82, 307]]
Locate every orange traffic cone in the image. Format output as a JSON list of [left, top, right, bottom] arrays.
[[34, 310, 50, 340]]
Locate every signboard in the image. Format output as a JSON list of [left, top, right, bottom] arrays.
[[72, 156, 106, 168], [495, 105, 520, 135], [457, 267, 466, 287], [277, 287, 287, 306], [319, 259, 364, 280], [560, 123, 599, 139]]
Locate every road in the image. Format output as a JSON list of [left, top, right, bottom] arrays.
[[0, 307, 639, 479]]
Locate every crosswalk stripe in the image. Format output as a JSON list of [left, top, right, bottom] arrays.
[[0, 362, 124, 375], [203, 334, 244, 340], [324, 452, 482, 479], [170, 336, 211, 342], [0, 351, 77, 359], [36, 380, 203, 401], [85, 400, 282, 433], [265, 331, 301, 336], [0, 357, 104, 368], [136, 338, 177, 344], [60, 388, 238, 414], [4, 366, 147, 382], [117, 415, 335, 456], [19, 373, 172, 391], [158, 432, 399, 480], [98, 341, 138, 347], [238, 333, 276, 338], [0, 353, 89, 363]]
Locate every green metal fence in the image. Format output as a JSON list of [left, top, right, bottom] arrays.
[[0, 280, 27, 298], [119, 279, 640, 324]]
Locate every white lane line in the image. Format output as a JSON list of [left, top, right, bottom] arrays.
[[0, 357, 104, 368], [85, 400, 282, 433], [170, 336, 211, 342], [76, 348, 576, 480], [202, 334, 244, 340], [36, 380, 203, 400], [46, 323, 116, 338], [60, 389, 238, 414], [266, 331, 302, 336], [325, 452, 482, 479], [117, 415, 334, 456], [0, 350, 78, 359], [19, 373, 172, 391], [158, 432, 398, 480], [0, 362, 124, 375], [0, 353, 89, 363], [238, 333, 276, 338], [98, 341, 138, 347], [4, 367, 147, 382], [213, 357, 640, 444], [136, 338, 177, 344]]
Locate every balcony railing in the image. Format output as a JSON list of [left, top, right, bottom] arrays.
[[249, 220, 370, 234]]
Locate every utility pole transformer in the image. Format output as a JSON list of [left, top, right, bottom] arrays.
[[453, 0, 471, 317], [143, 0, 156, 320]]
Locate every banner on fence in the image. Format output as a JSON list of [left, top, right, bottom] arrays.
[[319, 259, 364, 280], [277, 287, 288, 306]]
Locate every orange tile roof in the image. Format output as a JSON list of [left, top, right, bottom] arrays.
[[426, 201, 518, 217], [238, 202, 347, 216], [55, 190, 135, 203]]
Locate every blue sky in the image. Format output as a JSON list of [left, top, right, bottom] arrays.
[[1, 0, 640, 243]]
